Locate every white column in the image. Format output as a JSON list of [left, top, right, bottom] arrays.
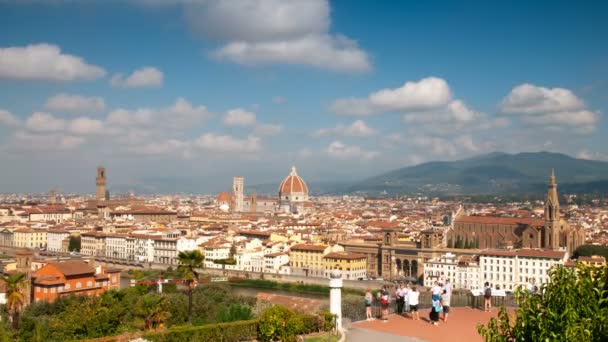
[[329, 269, 343, 330]]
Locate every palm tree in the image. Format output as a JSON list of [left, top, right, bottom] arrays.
[[136, 295, 171, 330], [177, 250, 204, 324], [1, 273, 28, 329]]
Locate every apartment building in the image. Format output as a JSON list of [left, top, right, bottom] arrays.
[[47, 230, 70, 253], [14, 228, 47, 249], [322, 252, 367, 280], [289, 244, 344, 277]]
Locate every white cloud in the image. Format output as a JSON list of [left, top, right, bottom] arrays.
[[213, 34, 371, 73], [107, 97, 212, 130], [500, 83, 599, 132], [11, 131, 85, 150], [183, 0, 370, 73], [224, 108, 257, 126], [25, 112, 66, 132], [500, 84, 585, 114], [315, 120, 377, 137], [326, 140, 379, 160], [68, 117, 104, 135], [130, 139, 189, 156], [186, 0, 329, 42], [110, 66, 163, 88], [254, 123, 283, 136], [195, 133, 261, 152], [331, 77, 452, 115], [0, 109, 21, 127], [44, 93, 105, 114], [0, 43, 105, 81]]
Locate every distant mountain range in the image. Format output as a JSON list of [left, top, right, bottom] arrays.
[[344, 152, 608, 195]]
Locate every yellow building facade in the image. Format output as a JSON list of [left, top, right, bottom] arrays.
[[322, 252, 368, 280]]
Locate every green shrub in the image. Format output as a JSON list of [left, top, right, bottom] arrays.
[[144, 320, 258, 342], [258, 306, 295, 342]]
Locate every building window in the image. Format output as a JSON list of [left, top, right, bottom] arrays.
[[87, 281, 93, 287], [51, 287, 56, 293], [76, 282, 82, 289], [43, 288, 48, 293], [36, 287, 40, 293]]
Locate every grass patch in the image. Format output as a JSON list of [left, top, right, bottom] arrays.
[[304, 333, 340, 342]]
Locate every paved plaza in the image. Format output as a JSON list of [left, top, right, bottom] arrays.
[[348, 307, 505, 342]]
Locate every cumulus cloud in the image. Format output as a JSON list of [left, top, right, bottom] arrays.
[[25, 112, 66, 132], [213, 34, 370, 72], [0, 43, 105, 81], [0, 109, 21, 127], [331, 77, 452, 115], [326, 140, 379, 160], [68, 117, 104, 135], [254, 123, 283, 136], [315, 120, 377, 137], [195, 133, 261, 152], [500, 83, 599, 133], [185, 0, 370, 73], [11, 131, 85, 151], [107, 97, 212, 130], [224, 108, 257, 126], [44, 93, 105, 114], [110, 66, 163, 88]]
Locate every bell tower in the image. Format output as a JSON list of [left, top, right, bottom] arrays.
[[15, 250, 33, 306], [96, 166, 106, 201], [232, 176, 244, 212], [544, 169, 561, 250]]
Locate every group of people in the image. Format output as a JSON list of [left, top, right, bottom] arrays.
[[364, 280, 452, 326]]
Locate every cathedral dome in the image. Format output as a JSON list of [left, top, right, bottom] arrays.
[[217, 192, 231, 203], [278, 166, 309, 194]]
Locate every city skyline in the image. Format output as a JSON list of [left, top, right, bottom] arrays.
[[0, 0, 607, 193]]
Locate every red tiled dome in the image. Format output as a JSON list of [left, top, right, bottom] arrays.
[[217, 192, 231, 203], [278, 166, 309, 194]]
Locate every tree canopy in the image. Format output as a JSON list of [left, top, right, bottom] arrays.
[[478, 264, 608, 341]]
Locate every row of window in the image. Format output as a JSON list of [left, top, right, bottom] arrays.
[[36, 280, 108, 294]]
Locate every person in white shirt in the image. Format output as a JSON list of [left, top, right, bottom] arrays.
[[395, 284, 404, 315], [403, 284, 410, 314], [432, 281, 442, 296], [442, 280, 453, 322], [408, 285, 420, 320]]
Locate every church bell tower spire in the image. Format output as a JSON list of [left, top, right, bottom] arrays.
[[544, 169, 560, 250]]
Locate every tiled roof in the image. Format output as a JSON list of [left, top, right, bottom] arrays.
[[324, 252, 367, 260], [455, 216, 545, 226], [50, 261, 95, 276], [290, 244, 328, 252]]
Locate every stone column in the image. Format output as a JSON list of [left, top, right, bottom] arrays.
[[329, 269, 343, 330]]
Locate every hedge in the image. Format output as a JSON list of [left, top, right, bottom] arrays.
[[143, 320, 258, 342]]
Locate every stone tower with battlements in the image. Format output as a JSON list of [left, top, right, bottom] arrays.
[[544, 169, 561, 250], [232, 176, 244, 212], [96, 166, 106, 201], [15, 249, 33, 306]]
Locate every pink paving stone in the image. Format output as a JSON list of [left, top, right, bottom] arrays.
[[352, 307, 511, 342]]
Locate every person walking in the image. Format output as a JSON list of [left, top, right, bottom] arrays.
[[441, 280, 452, 322], [408, 285, 420, 320], [484, 282, 492, 312], [365, 288, 373, 321], [380, 285, 390, 321]]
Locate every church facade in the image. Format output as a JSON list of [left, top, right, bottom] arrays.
[[448, 171, 585, 254]]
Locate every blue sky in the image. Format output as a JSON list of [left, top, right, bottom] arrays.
[[0, 0, 606, 194]]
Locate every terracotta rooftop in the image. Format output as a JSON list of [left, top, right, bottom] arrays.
[[49, 261, 95, 276], [324, 252, 367, 260], [455, 216, 544, 226], [290, 244, 328, 252]]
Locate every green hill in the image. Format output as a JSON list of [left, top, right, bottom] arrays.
[[348, 152, 608, 195]]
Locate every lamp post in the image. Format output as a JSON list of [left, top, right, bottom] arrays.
[[329, 269, 343, 330]]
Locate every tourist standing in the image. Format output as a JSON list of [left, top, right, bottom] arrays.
[[395, 283, 404, 315], [527, 278, 538, 295], [442, 280, 452, 322], [429, 294, 442, 325], [484, 282, 492, 312], [403, 283, 410, 315], [408, 285, 420, 320], [380, 285, 390, 321], [365, 288, 373, 321]]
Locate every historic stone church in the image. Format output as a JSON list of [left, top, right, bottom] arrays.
[[448, 170, 585, 254]]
